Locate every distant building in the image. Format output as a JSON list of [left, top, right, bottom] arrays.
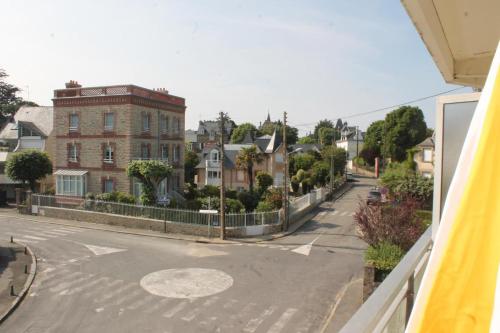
[[414, 136, 435, 178], [0, 106, 55, 199], [52, 81, 186, 202], [289, 143, 322, 155], [196, 120, 233, 147], [336, 123, 364, 170], [194, 130, 286, 190]]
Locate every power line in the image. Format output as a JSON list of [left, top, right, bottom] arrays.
[[290, 86, 467, 128]]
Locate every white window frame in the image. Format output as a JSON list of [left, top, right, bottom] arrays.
[[237, 170, 244, 181], [161, 144, 169, 161], [104, 113, 114, 131], [104, 145, 114, 163], [69, 144, 78, 162], [210, 149, 219, 161], [142, 114, 150, 132], [161, 115, 169, 134], [69, 114, 79, 132], [56, 175, 86, 197], [104, 179, 114, 193], [423, 148, 433, 163], [173, 145, 179, 162]]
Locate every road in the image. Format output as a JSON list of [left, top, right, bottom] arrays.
[[0, 177, 374, 333]]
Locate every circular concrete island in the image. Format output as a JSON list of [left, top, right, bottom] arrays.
[[140, 268, 234, 299]]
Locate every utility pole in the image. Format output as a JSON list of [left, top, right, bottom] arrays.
[[330, 137, 335, 198], [283, 111, 289, 231], [355, 126, 359, 173], [219, 112, 226, 240]]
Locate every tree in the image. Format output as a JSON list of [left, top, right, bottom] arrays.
[[311, 161, 329, 186], [321, 146, 347, 175], [297, 136, 315, 144], [382, 106, 427, 162], [184, 150, 199, 184], [292, 154, 316, 173], [313, 119, 334, 141], [260, 122, 299, 145], [255, 171, 273, 195], [0, 69, 38, 125], [5, 150, 52, 191], [126, 160, 172, 205], [364, 120, 385, 148], [235, 145, 264, 192], [230, 123, 257, 143], [318, 127, 336, 145]]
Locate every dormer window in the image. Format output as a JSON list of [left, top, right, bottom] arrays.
[[210, 149, 219, 161]]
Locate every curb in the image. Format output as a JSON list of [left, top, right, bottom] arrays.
[[0, 241, 37, 324]]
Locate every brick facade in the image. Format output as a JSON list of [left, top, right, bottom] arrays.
[[53, 83, 186, 197]]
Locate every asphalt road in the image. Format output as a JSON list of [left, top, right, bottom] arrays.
[[0, 177, 374, 333]]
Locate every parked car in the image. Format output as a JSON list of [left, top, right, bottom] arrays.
[[346, 172, 354, 182], [367, 190, 382, 205]]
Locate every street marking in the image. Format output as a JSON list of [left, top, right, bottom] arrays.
[[181, 296, 219, 322], [94, 282, 136, 303], [340, 212, 348, 216], [12, 238, 38, 244], [143, 298, 173, 314], [222, 299, 238, 309], [95, 307, 104, 313], [113, 289, 144, 306], [127, 294, 156, 310], [59, 277, 109, 296], [82, 279, 123, 298], [140, 268, 233, 299], [52, 229, 78, 234], [40, 230, 69, 236], [331, 211, 339, 216], [267, 308, 298, 333], [318, 211, 327, 217], [41, 271, 85, 288], [291, 235, 321, 256], [50, 275, 94, 293], [20, 235, 48, 241], [163, 300, 189, 318], [84, 244, 127, 256], [243, 305, 278, 332]]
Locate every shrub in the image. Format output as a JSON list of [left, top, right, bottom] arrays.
[[311, 161, 329, 187], [184, 183, 200, 200], [263, 188, 283, 210], [200, 185, 219, 198], [256, 172, 273, 195], [225, 189, 238, 200], [255, 201, 273, 212], [94, 191, 136, 204], [365, 242, 405, 271], [237, 190, 260, 212], [354, 198, 425, 251], [296, 169, 306, 182], [226, 198, 245, 213], [185, 199, 202, 210], [290, 176, 300, 193]]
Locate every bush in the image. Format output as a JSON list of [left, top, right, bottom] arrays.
[[256, 172, 273, 195], [263, 188, 283, 210], [255, 201, 274, 212], [225, 189, 238, 200], [380, 162, 433, 204], [200, 185, 219, 198], [365, 242, 405, 271], [290, 176, 300, 193], [311, 161, 329, 187], [185, 199, 202, 210], [354, 198, 425, 251], [226, 198, 245, 213], [237, 190, 260, 212], [94, 191, 136, 204], [184, 183, 200, 200], [199, 197, 245, 213]]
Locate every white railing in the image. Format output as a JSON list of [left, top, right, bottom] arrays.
[[339, 227, 433, 333]]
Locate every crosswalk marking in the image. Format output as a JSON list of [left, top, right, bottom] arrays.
[[41, 230, 70, 236], [350, 212, 355, 216], [59, 277, 109, 296], [20, 229, 58, 238], [127, 294, 155, 310], [42, 271, 84, 288], [181, 296, 220, 322], [331, 211, 339, 216], [113, 289, 143, 306], [143, 298, 173, 314], [82, 279, 123, 298], [53, 228, 78, 234], [12, 238, 38, 244], [163, 300, 189, 318], [21, 235, 48, 241], [50, 275, 94, 293], [95, 282, 136, 303], [340, 211, 348, 216], [243, 305, 278, 333], [267, 308, 298, 333]]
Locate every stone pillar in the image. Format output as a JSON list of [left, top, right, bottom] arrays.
[[26, 190, 32, 215], [15, 188, 22, 207]]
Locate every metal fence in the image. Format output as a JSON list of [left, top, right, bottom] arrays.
[[339, 227, 432, 333], [32, 194, 280, 227]]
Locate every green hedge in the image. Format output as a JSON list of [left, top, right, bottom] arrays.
[[365, 242, 405, 271]]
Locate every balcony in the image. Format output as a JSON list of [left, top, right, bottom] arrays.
[[205, 159, 221, 169]]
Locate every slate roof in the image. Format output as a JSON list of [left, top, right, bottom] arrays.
[[196, 120, 233, 136], [0, 106, 54, 140], [290, 143, 322, 154], [417, 136, 435, 148]]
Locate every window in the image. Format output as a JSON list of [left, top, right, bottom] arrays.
[[56, 175, 86, 196], [274, 172, 284, 186], [160, 115, 169, 133], [161, 144, 169, 160], [208, 171, 221, 179], [158, 178, 168, 196], [104, 145, 114, 163], [69, 114, 79, 131], [133, 180, 143, 199], [422, 172, 432, 179], [275, 153, 284, 163], [173, 117, 180, 133], [68, 143, 78, 162], [104, 113, 114, 131], [141, 144, 150, 159], [142, 113, 150, 132], [210, 149, 219, 161], [237, 170, 244, 181], [423, 148, 433, 162], [104, 179, 114, 193], [173, 145, 179, 162]]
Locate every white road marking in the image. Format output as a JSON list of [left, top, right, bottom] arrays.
[[95, 307, 104, 313], [340, 211, 348, 216], [84, 244, 127, 256], [82, 279, 123, 298], [181, 296, 219, 322], [163, 300, 189, 318], [143, 298, 173, 314], [291, 235, 321, 256], [20, 235, 48, 241], [50, 275, 94, 293], [113, 289, 143, 306], [222, 299, 238, 309], [40, 230, 69, 236], [127, 294, 156, 310], [141, 268, 233, 299], [331, 211, 339, 216], [94, 282, 136, 303], [52, 228, 78, 234], [59, 277, 109, 296], [12, 238, 38, 244], [267, 308, 298, 333], [243, 305, 278, 332], [318, 211, 327, 217], [41, 271, 86, 289]]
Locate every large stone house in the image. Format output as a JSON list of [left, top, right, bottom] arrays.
[[335, 123, 364, 170], [52, 81, 186, 202], [414, 136, 435, 178], [194, 130, 286, 191], [0, 106, 55, 199]]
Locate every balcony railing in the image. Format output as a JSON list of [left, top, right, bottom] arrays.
[[205, 159, 221, 168], [339, 227, 432, 333]]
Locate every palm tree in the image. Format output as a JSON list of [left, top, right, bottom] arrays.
[[236, 145, 264, 192]]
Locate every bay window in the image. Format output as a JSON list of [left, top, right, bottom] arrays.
[[55, 174, 86, 197]]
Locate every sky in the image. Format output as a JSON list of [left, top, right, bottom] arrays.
[[0, 0, 468, 134]]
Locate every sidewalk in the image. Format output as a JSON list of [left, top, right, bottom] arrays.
[[0, 240, 36, 323]]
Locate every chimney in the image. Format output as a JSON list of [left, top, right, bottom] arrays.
[[154, 88, 169, 94], [65, 80, 82, 88]]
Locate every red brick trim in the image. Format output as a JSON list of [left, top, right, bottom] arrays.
[[57, 134, 127, 139], [56, 166, 125, 172]]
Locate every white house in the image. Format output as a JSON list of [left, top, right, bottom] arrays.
[[335, 123, 364, 170]]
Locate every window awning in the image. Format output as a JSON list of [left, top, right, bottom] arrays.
[[54, 169, 88, 176]]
